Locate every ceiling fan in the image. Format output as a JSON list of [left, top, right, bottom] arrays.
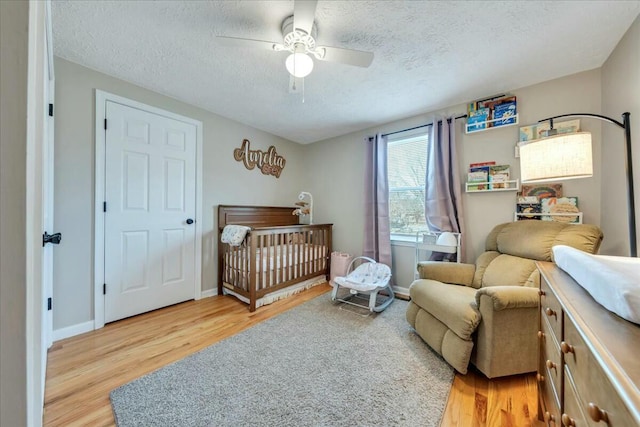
[[216, 0, 374, 92]]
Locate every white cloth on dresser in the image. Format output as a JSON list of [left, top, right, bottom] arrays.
[[221, 225, 251, 246], [553, 245, 640, 324]]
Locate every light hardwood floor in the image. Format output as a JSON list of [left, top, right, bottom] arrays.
[[44, 284, 543, 426]]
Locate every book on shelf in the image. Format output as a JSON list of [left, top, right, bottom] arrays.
[[521, 183, 563, 199], [541, 197, 580, 223], [519, 119, 581, 142], [516, 203, 542, 220], [469, 161, 496, 169], [467, 170, 488, 191], [467, 108, 490, 131], [493, 100, 517, 126], [488, 165, 510, 189]]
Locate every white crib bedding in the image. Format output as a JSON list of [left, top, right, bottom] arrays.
[[224, 243, 328, 272]]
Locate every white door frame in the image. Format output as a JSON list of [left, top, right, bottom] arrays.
[[25, 0, 49, 424], [94, 90, 203, 329]]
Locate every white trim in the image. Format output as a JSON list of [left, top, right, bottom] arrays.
[[94, 90, 203, 329], [26, 1, 48, 425], [53, 321, 95, 342], [200, 289, 218, 299], [390, 236, 416, 247], [392, 286, 410, 298], [45, 0, 54, 81]]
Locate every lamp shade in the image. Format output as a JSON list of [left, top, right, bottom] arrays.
[[285, 52, 314, 78], [519, 132, 593, 183]]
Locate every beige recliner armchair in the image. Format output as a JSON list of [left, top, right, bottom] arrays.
[[406, 221, 603, 378]]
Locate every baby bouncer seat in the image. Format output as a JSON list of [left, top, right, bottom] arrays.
[[331, 256, 394, 312]]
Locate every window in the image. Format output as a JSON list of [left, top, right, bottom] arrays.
[[387, 132, 429, 238]]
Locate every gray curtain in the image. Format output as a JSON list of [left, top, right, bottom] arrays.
[[363, 134, 392, 268], [425, 117, 465, 261]]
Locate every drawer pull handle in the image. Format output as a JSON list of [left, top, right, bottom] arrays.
[[539, 289, 546, 296], [561, 342, 575, 354], [588, 403, 609, 423], [545, 307, 557, 318], [536, 373, 545, 382], [543, 411, 556, 423], [538, 331, 545, 339], [545, 359, 557, 371], [561, 414, 576, 426]]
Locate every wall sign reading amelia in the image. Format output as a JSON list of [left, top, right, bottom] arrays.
[[233, 139, 286, 178]]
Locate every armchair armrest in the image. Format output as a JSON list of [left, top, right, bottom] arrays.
[[416, 261, 475, 287], [475, 286, 539, 311]]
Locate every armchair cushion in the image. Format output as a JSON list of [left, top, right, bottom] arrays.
[[410, 280, 480, 340], [482, 254, 538, 288], [488, 221, 603, 261], [475, 286, 540, 311], [416, 261, 475, 287]]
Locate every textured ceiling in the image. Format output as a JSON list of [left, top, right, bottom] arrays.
[[52, 1, 640, 144]]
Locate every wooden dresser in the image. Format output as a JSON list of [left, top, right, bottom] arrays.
[[537, 261, 640, 427]]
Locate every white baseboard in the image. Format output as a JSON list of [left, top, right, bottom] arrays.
[[393, 286, 410, 298], [200, 288, 217, 299], [53, 320, 94, 342]]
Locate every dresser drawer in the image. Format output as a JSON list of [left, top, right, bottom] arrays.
[[540, 277, 562, 343], [540, 316, 562, 405], [563, 316, 635, 427], [539, 375, 561, 427], [563, 370, 588, 427]]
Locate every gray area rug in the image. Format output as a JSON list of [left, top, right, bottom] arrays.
[[110, 295, 454, 426]]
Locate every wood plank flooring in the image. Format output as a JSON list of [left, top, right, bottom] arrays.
[[43, 284, 542, 426]]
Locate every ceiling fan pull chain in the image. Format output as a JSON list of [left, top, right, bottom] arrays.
[[302, 77, 305, 103]]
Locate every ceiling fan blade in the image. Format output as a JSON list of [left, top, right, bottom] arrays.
[[216, 36, 283, 51], [293, 0, 318, 34], [316, 46, 374, 68]]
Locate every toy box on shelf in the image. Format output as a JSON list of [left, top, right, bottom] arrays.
[[465, 95, 518, 134]]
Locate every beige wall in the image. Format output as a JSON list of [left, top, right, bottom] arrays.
[[53, 58, 307, 330], [601, 15, 640, 256], [0, 1, 29, 424], [304, 70, 603, 288]]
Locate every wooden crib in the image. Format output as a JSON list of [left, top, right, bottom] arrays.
[[218, 205, 333, 311]]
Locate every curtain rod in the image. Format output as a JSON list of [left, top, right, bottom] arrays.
[[382, 114, 468, 138]]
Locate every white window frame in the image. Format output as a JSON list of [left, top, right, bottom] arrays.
[[387, 131, 429, 244]]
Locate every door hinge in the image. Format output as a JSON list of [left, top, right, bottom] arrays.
[[103, 283, 107, 295], [47, 297, 52, 311], [104, 118, 107, 130], [48, 103, 53, 117], [103, 201, 107, 212]]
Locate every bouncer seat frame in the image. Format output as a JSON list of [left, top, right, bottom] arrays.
[[331, 256, 394, 313]]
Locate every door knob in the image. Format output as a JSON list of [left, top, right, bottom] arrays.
[[43, 231, 62, 246], [186, 218, 194, 225]]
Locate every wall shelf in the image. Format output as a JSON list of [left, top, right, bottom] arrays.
[[465, 114, 519, 134], [465, 179, 519, 193], [513, 212, 583, 224]]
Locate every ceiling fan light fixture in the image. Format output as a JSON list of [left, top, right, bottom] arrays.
[[285, 52, 314, 78]]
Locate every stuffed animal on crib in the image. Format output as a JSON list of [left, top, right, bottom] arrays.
[[292, 201, 310, 217]]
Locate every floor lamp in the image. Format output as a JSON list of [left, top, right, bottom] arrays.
[[518, 112, 636, 257]]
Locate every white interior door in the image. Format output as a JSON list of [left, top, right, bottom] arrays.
[[42, 36, 54, 351], [104, 101, 197, 323], [42, 0, 55, 402]]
